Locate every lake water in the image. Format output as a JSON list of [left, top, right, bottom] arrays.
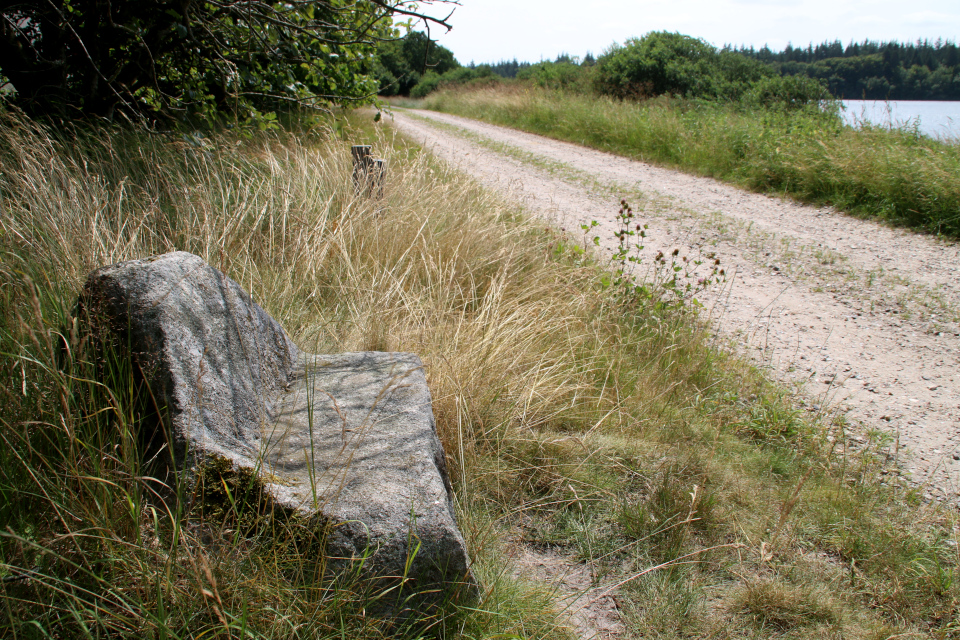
[[840, 100, 960, 141]]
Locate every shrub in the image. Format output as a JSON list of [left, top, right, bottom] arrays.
[[595, 32, 723, 99], [516, 61, 594, 93], [410, 65, 497, 98], [410, 71, 445, 98], [743, 74, 833, 110], [594, 31, 831, 108]]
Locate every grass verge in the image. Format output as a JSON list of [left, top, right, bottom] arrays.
[[0, 109, 957, 638], [417, 85, 960, 238]]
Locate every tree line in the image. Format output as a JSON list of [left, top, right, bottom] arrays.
[[12, 8, 953, 126], [730, 39, 960, 100], [390, 32, 830, 110], [380, 33, 960, 103]]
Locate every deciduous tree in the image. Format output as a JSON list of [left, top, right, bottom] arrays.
[[0, 0, 456, 122]]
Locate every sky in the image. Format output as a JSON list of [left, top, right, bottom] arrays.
[[416, 0, 960, 64]]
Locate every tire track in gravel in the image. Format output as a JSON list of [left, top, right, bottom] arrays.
[[387, 108, 960, 503]]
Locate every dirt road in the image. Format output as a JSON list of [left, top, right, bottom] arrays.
[[388, 108, 960, 501]]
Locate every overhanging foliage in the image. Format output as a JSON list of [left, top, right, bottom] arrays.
[[0, 0, 456, 122]]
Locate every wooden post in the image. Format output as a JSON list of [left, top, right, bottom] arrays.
[[351, 145, 373, 195], [371, 158, 386, 199], [351, 145, 386, 199]]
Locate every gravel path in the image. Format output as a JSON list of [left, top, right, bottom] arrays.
[[388, 108, 960, 502]]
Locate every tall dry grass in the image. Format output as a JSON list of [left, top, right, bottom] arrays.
[[0, 109, 957, 639], [0, 111, 585, 638]]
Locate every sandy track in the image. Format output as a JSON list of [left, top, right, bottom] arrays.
[[388, 108, 960, 501]]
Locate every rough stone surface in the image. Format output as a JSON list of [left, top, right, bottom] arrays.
[[79, 251, 472, 597]]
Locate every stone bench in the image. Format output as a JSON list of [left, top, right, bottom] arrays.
[[78, 251, 473, 605]]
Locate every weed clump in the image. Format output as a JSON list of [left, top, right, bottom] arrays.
[[733, 578, 842, 631]]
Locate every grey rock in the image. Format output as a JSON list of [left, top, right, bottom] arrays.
[[265, 351, 473, 596], [78, 251, 473, 601]]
